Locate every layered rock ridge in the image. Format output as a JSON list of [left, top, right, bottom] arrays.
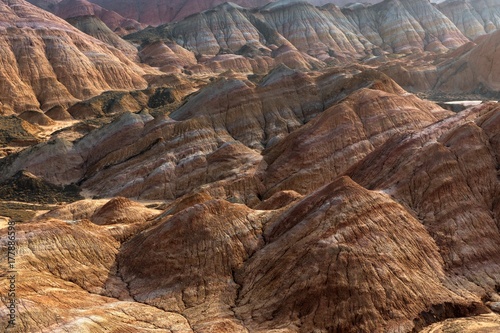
[[3, 67, 500, 332], [125, 0, 473, 76], [0, 0, 147, 115], [342, 0, 468, 53], [438, 0, 500, 40], [0, 68, 450, 202]]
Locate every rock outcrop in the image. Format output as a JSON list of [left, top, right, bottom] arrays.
[[0, 0, 147, 115], [349, 102, 500, 300], [382, 27, 500, 95], [257, 0, 373, 60]]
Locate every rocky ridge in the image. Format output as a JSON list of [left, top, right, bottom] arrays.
[[438, 0, 500, 40], [125, 0, 473, 76], [2, 55, 500, 332], [0, 0, 148, 115], [28, 0, 146, 34], [2, 0, 500, 332]]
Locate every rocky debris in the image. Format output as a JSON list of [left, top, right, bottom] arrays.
[[0, 170, 82, 204], [0, 116, 41, 147]]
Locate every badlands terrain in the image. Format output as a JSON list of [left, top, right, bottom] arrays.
[[2, 0, 500, 332]]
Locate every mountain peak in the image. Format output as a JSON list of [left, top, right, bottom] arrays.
[[261, 0, 313, 11]]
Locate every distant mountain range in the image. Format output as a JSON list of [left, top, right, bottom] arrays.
[[27, 0, 448, 25]]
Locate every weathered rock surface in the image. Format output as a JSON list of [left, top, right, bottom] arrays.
[[436, 29, 500, 93], [3, 2, 500, 332], [0, 0, 147, 114], [343, 0, 468, 53], [91, 0, 271, 25], [66, 15, 139, 58], [59, 0, 145, 34], [235, 177, 482, 332], [0, 68, 450, 204], [0, 213, 194, 332], [257, 0, 373, 60], [28, 0, 146, 34], [261, 74, 450, 197], [438, 0, 500, 40], [349, 102, 500, 304], [126, 0, 473, 76]]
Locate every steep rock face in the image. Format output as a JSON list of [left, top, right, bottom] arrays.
[[235, 177, 476, 333], [119, 199, 272, 331], [349, 102, 500, 296], [0, 0, 147, 114], [438, 0, 500, 40], [261, 70, 450, 197], [343, 0, 468, 53]]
